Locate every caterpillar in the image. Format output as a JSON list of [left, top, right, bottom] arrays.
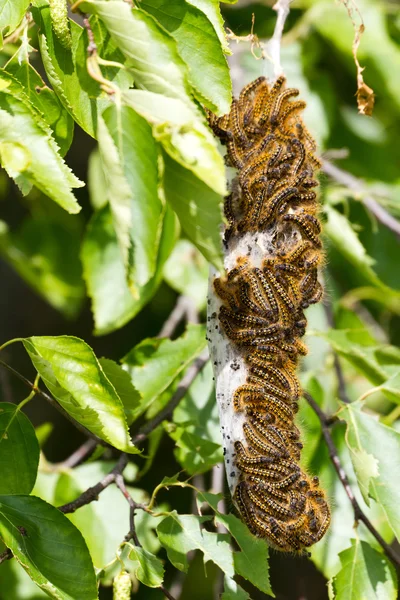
[[206, 76, 330, 553]]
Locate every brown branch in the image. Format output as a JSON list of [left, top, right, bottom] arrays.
[[56, 439, 98, 470], [323, 302, 351, 405], [158, 295, 199, 339], [322, 160, 400, 240], [114, 473, 144, 547], [0, 549, 12, 565], [58, 453, 128, 514], [0, 358, 106, 446], [132, 350, 209, 445], [304, 391, 400, 568]]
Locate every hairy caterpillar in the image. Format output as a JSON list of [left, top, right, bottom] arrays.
[[207, 76, 330, 553]]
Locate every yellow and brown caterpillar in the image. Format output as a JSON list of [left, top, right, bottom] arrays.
[[207, 76, 330, 553]]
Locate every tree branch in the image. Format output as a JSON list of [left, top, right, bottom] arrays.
[[304, 391, 400, 568], [268, 0, 293, 77], [322, 160, 400, 240], [323, 301, 351, 405], [0, 549, 12, 565], [58, 453, 128, 514], [56, 439, 98, 469], [158, 295, 199, 339]]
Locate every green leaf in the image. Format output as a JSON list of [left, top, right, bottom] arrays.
[[0, 403, 39, 494], [173, 361, 221, 444], [0, 214, 85, 319], [0, 495, 98, 600], [0, 0, 30, 37], [138, 0, 231, 114], [122, 90, 227, 195], [50, 462, 162, 570], [81, 204, 178, 335], [98, 104, 163, 290], [170, 428, 222, 475], [0, 76, 82, 213], [87, 149, 108, 210], [187, 0, 231, 54], [121, 323, 207, 423], [98, 358, 141, 420], [163, 152, 223, 269], [324, 207, 400, 309], [32, 3, 132, 137], [124, 546, 164, 588], [157, 512, 234, 575], [308, 423, 394, 581], [5, 48, 74, 156], [163, 239, 208, 309], [198, 492, 273, 596], [80, 0, 191, 104], [314, 329, 391, 387], [222, 577, 250, 600], [329, 538, 397, 600], [340, 401, 400, 538], [171, 361, 222, 473], [22, 336, 139, 453]]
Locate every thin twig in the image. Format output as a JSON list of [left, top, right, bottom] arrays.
[[132, 351, 209, 445], [323, 302, 351, 404], [158, 295, 199, 339], [58, 453, 128, 514], [82, 16, 97, 55], [0, 359, 106, 445], [304, 392, 400, 568], [114, 474, 144, 547], [56, 439, 98, 470], [268, 0, 292, 77], [0, 549, 12, 565], [322, 160, 400, 240]]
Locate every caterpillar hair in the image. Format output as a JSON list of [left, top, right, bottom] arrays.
[[207, 76, 330, 554]]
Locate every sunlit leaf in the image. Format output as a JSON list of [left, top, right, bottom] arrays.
[[23, 336, 139, 453], [122, 90, 227, 195], [198, 492, 273, 595], [81, 204, 178, 335], [98, 104, 163, 290], [122, 323, 207, 423], [157, 512, 234, 575], [124, 545, 164, 588], [139, 0, 231, 114], [163, 152, 223, 269], [340, 400, 400, 538], [0, 73, 82, 212], [329, 538, 397, 600]]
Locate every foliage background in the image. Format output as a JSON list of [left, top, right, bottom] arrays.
[[1, 0, 400, 599]]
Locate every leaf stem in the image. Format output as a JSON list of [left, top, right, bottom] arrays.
[[0, 338, 24, 352]]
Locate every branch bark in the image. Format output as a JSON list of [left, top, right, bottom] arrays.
[[322, 160, 400, 240], [304, 392, 400, 568]]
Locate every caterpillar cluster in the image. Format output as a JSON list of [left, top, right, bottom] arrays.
[[207, 76, 330, 553]]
